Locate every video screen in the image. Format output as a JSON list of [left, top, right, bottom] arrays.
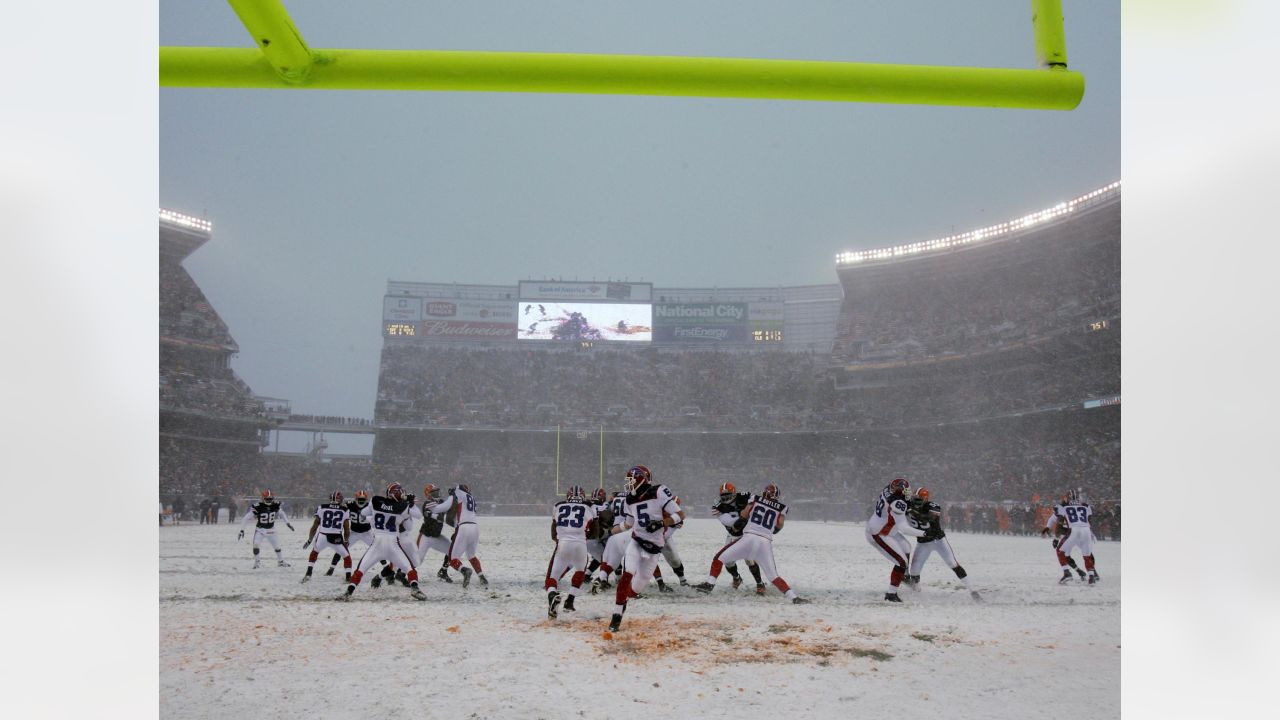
[[517, 302, 652, 342]]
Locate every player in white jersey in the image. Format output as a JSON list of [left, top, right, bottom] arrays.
[[337, 483, 426, 601], [865, 478, 926, 602], [591, 489, 630, 593], [1041, 489, 1100, 585], [301, 491, 351, 583], [237, 490, 295, 568], [657, 495, 689, 588], [607, 465, 684, 632], [429, 484, 488, 588], [545, 485, 600, 618], [326, 490, 373, 577], [584, 488, 610, 575], [903, 488, 981, 601], [694, 484, 809, 603]]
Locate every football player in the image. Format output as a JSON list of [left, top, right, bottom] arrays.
[[237, 490, 295, 568], [694, 484, 809, 604], [903, 488, 980, 601], [607, 465, 683, 632], [337, 483, 426, 601], [591, 488, 630, 593], [428, 484, 488, 588], [545, 485, 599, 618], [657, 494, 689, 588], [413, 484, 454, 582], [865, 478, 927, 602], [1042, 489, 1100, 585], [711, 482, 767, 594], [326, 490, 372, 576], [585, 487, 610, 576], [301, 491, 351, 583]]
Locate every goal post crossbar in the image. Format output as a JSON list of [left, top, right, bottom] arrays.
[[161, 1, 1082, 110]]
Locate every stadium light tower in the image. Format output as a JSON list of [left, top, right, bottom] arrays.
[[160, 0, 1083, 110]]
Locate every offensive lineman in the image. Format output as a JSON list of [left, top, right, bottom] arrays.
[[711, 482, 767, 594], [607, 465, 682, 632], [694, 484, 809, 604], [903, 488, 981, 601], [545, 485, 599, 618], [237, 490, 295, 568], [301, 491, 351, 583], [337, 483, 426, 601], [865, 478, 927, 602], [1042, 489, 1100, 585], [428, 484, 488, 588]]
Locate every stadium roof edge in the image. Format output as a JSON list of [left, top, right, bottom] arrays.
[[835, 180, 1120, 269]]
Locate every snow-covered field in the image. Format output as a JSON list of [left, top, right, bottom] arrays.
[[160, 518, 1119, 719]]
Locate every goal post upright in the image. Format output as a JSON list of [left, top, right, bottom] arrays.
[[555, 424, 561, 498]]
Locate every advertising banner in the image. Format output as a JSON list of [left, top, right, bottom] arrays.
[[652, 302, 749, 343], [517, 302, 652, 342], [419, 320, 517, 341], [748, 301, 785, 330], [383, 296, 421, 322], [519, 281, 652, 302], [421, 298, 516, 323]]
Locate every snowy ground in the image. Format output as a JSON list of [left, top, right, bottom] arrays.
[[160, 518, 1119, 719]]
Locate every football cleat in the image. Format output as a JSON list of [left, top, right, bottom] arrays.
[[731, 576, 743, 590], [755, 583, 766, 596], [1088, 574, 1099, 585], [478, 574, 489, 586], [563, 595, 576, 612], [884, 593, 902, 603], [1076, 568, 1088, 580], [971, 591, 984, 602], [679, 577, 689, 586], [437, 568, 453, 584], [1059, 571, 1073, 585], [277, 560, 290, 567], [344, 572, 351, 582], [608, 614, 623, 632], [461, 567, 473, 588], [395, 570, 410, 587], [548, 592, 562, 619], [410, 586, 427, 601], [597, 578, 612, 591], [792, 597, 812, 605], [693, 582, 714, 594], [657, 581, 674, 594], [370, 576, 383, 589], [299, 573, 311, 584], [252, 559, 261, 569], [324, 567, 335, 577], [589, 578, 600, 595]]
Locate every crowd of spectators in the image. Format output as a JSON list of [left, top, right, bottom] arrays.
[[285, 414, 372, 426], [834, 199, 1119, 363], [373, 327, 1116, 433], [160, 261, 236, 348]]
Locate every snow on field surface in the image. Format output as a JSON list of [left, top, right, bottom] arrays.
[[160, 518, 1118, 719]]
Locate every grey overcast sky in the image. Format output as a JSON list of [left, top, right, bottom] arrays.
[[160, 1, 1119, 425]]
